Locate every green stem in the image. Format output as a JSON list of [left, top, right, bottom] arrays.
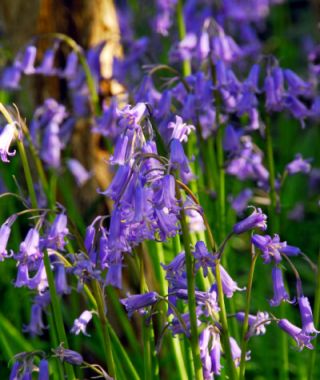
[[176, 0, 191, 77], [265, 120, 279, 234], [91, 280, 116, 378], [43, 250, 75, 380], [216, 124, 226, 244], [106, 286, 140, 352], [138, 246, 153, 380], [21, 124, 49, 197], [239, 248, 259, 380], [307, 251, 320, 380], [176, 186, 203, 380], [149, 241, 189, 379], [37, 33, 100, 115], [265, 119, 287, 380], [215, 260, 238, 380], [107, 321, 140, 380]]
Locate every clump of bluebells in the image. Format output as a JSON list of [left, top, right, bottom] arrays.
[[0, 1, 319, 380]]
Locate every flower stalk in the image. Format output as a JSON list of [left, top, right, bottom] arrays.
[[176, 184, 203, 380]]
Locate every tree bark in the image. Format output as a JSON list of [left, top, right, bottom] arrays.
[[0, 0, 123, 211]]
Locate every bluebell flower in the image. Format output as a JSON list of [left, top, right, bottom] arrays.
[[15, 263, 30, 288], [284, 69, 312, 97], [278, 319, 314, 350], [38, 359, 49, 380], [71, 310, 93, 336], [110, 134, 130, 165], [286, 154, 312, 175], [199, 327, 213, 379], [20, 45, 37, 74], [230, 337, 250, 366], [298, 296, 319, 335], [53, 344, 83, 365], [210, 330, 222, 375], [252, 234, 301, 263], [215, 264, 245, 298], [121, 292, 159, 317], [283, 95, 309, 128], [264, 66, 285, 112], [9, 361, 22, 380], [98, 233, 109, 269], [84, 219, 97, 261], [118, 103, 146, 130], [162, 252, 185, 280], [154, 0, 177, 36], [170, 138, 192, 181], [153, 174, 178, 211], [23, 303, 46, 336], [140, 141, 164, 181], [41, 122, 62, 169], [252, 234, 285, 264], [61, 51, 78, 79], [226, 137, 269, 185], [105, 263, 123, 289], [54, 263, 71, 295], [211, 24, 242, 63], [71, 254, 101, 290], [168, 115, 195, 143], [233, 207, 267, 234], [28, 260, 48, 294], [235, 311, 270, 337], [170, 33, 197, 62], [46, 213, 69, 250], [0, 123, 18, 163], [100, 164, 131, 202], [223, 124, 241, 152], [36, 44, 58, 75], [67, 159, 91, 187], [1, 65, 22, 89], [93, 99, 118, 138], [230, 188, 253, 215], [185, 198, 205, 232], [193, 241, 214, 277], [0, 222, 12, 261], [155, 208, 180, 241], [16, 228, 42, 262], [269, 267, 295, 307]]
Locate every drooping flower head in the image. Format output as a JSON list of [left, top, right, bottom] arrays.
[[0, 123, 18, 163], [269, 266, 295, 307], [278, 319, 314, 350], [233, 207, 267, 234], [121, 292, 159, 317], [71, 310, 93, 336]]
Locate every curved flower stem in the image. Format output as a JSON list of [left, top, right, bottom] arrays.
[[91, 280, 116, 379], [175, 179, 217, 251], [176, 0, 191, 77], [307, 250, 320, 380], [36, 33, 100, 115], [176, 185, 204, 380], [43, 250, 76, 380], [239, 245, 259, 380]]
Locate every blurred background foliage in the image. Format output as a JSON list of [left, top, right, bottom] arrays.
[[0, 0, 319, 379]]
